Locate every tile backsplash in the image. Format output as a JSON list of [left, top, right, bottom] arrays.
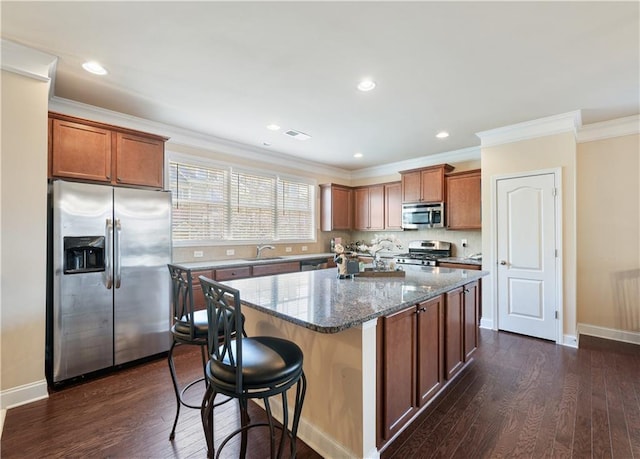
[[172, 229, 480, 263]]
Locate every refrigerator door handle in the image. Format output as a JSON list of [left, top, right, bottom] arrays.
[[105, 218, 113, 289], [114, 218, 122, 288]]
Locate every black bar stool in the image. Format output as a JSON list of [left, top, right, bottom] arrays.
[[166, 264, 209, 440], [199, 276, 307, 459]]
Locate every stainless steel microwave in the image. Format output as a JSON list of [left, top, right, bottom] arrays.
[[401, 202, 445, 229]]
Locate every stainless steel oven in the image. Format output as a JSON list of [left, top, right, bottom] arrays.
[[401, 202, 444, 229], [394, 240, 452, 266]]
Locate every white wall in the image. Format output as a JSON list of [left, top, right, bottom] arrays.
[[0, 70, 50, 406]]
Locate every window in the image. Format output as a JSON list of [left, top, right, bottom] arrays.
[[168, 156, 315, 244]]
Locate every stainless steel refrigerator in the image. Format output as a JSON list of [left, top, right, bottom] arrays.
[[47, 180, 172, 385]]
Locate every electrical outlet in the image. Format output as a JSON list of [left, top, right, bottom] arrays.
[[193, 250, 204, 258], [285, 247, 292, 253], [226, 249, 235, 256], [461, 239, 467, 247], [301, 246, 308, 252]]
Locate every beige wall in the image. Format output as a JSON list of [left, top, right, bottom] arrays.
[[577, 134, 640, 332], [1, 70, 50, 394], [481, 132, 578, 339]]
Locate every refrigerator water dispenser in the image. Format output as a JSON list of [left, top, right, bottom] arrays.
[[63, 236, 105, 274]]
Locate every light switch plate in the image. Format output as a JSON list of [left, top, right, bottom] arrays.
[[226, 249, 235, 256], [193, 250, 204, 258]]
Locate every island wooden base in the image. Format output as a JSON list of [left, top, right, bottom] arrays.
[[242, 307, 379, 459]]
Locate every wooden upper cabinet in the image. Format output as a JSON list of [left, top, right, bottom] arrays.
[[320, 184, 353, 231], [446, 169, 481, 230], [50, 118, 112, 183], [49, 112, 168, 189], [115, 132, 165, 188], [354, 185, 384, 231], [400, 164, 454, 203], [384, 182, 402, 230]]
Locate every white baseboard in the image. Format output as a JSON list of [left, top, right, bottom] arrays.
[[577, 323, 640, 346], [561, 334, 578, 348], [0, 379, 49, 411], [252, 398, 362, 459], [479, 317, 494, 329]]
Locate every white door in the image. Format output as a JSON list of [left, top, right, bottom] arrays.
[[496, 172, 558, 341]]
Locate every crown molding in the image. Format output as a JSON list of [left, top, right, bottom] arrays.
[[49, 97, 352, 180], [476, 110, 582, 148], [1, 39, 57, 85], [577, 114, 640, 143], [351, 145, 481, 180]]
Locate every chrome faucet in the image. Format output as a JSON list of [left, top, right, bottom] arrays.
[[256, 244, 275, 259]]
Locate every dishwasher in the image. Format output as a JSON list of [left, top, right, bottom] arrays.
[[300, 259, 329, 271]]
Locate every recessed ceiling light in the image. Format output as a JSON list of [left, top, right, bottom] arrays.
[[436, 131, 450, 139], [82, 61, 108, 75], [266, 124, 280, 131], [357, 79, 376, 92], [354, 152, 363, 158]]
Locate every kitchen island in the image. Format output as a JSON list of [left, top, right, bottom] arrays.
[[214, 264, 487, 458]]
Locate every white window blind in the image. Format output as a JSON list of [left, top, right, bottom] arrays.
[[230, 170, 276, 240], [168, 157, 315, 243], [276, 178, 314, 240], [169, 161, 227, 241]]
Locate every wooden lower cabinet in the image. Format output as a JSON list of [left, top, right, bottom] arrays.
[[377, 284, 480, 448], [445, 287, 464, 379], [416, 295, 444, 407], [252, 261, 300, 277], [463, 280, 479, 361], [444, 280, 480, 379], [378, 295, 444, 444], [190, 269, 214, 311], [214, 266, 252, 282]]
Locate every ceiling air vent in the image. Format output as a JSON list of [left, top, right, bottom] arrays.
[[283, 129, 311, 141]]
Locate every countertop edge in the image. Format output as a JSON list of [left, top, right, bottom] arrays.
[[172, 253, 335, 270], [240, 270, 489, 333]]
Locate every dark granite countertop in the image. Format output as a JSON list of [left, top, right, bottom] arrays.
[[222, 265, 488, 334], [438, 257, 483, 266], [173, 253, 335, 271]]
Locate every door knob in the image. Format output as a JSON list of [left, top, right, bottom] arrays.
[[500, 260, 507, 265]]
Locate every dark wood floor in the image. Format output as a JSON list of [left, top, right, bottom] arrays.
[[2, 329, 639, 458], [382, 329, 640, 459]]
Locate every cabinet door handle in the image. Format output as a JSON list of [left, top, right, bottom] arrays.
[[500, 260, 507, 265]]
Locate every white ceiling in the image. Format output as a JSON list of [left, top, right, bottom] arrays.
[[2, 1, 638, 171]]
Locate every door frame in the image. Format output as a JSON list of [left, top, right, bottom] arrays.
[[491, 167, 564, 344]]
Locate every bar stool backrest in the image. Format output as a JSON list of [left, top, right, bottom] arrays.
[[167, 264, 197, 340], [200, 276, 244, 394]]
